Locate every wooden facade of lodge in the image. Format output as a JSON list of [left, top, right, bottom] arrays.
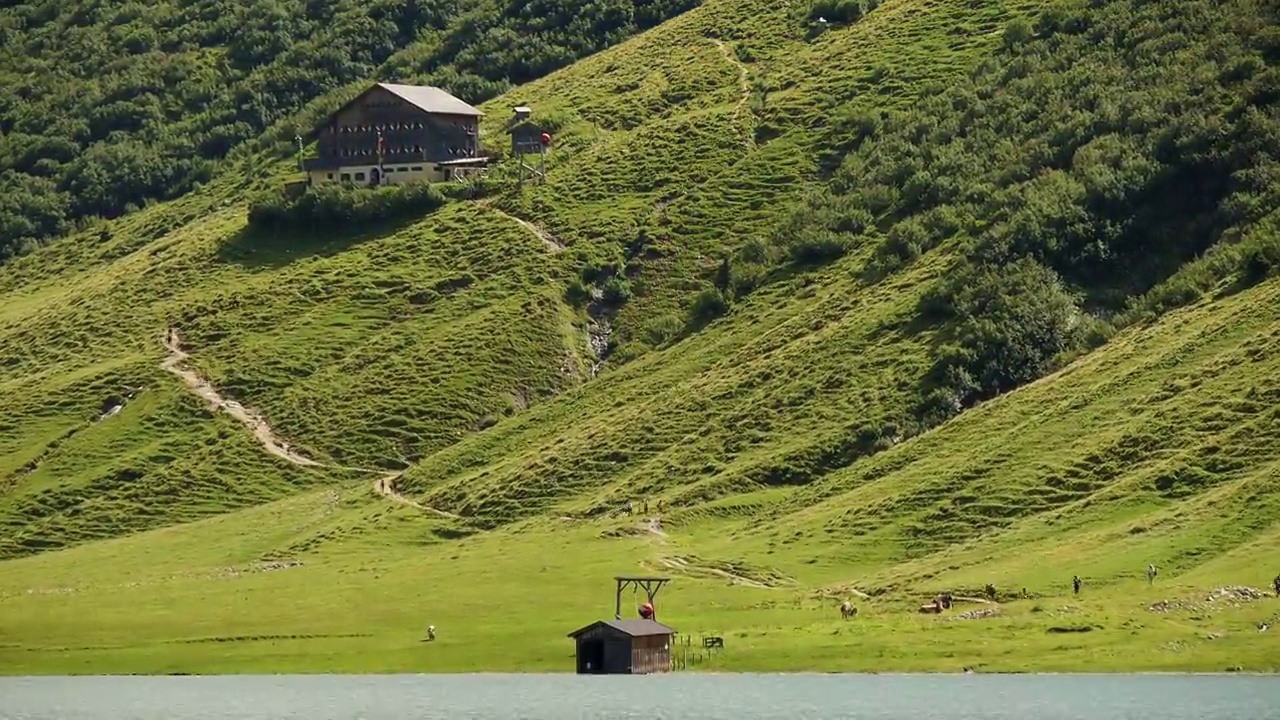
[[567, 619, 675, 675], [302, 82, 490, 187]]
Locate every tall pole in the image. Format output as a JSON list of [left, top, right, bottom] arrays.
[[376, 130, 385, 186], [615, 578, 623, 620], [295, 135, 303, 171]]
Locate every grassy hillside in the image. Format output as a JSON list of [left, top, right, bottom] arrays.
[[0, 0, 700, 259], [2, 0, 1280, 674]]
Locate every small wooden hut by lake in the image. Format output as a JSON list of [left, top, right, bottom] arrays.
[[567, 619, 675, 675]]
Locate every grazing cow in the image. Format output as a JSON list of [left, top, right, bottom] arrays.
[[918, 600, 943, 614], [840, 601, 858, 619]]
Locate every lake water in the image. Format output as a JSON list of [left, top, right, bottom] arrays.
[[1, 674, 1278, 719]]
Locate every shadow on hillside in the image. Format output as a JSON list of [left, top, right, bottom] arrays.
[[870, 312, 936, 341], [1213, 265, 1278, 303], [216, 217, 427, 270]]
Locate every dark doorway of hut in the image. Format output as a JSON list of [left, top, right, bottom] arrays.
[[577, 637, 606, 674]]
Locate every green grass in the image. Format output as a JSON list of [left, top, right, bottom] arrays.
[[3, 0, 1280, 674]]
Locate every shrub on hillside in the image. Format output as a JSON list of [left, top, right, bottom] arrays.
[[921, 258, 1083, 411], [687, 288, 730, 329], [786, 229, 852, 264], [601, 276, 633, 307], [437, 175, 502, 202], [803, 0, 881, 26], [773, 191, 872, 266], [869, 217, 929, 274], [1242, 233, 1280, 282], [641, 314, 684, 347], [246, 182, 447, 234], [1002, 18, 1035, 49]]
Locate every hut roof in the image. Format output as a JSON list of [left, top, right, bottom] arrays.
[[567, 619, 676, 638]]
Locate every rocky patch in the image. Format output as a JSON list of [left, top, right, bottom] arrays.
[[1147, 586, 1268, 613]]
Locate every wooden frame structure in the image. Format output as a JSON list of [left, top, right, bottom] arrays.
[[614, 575, 670, 620], [507, 105, 549, 186]]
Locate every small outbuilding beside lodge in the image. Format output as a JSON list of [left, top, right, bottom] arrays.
[[568, 619, 676, 675]]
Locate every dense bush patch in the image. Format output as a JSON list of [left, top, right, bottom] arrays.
[[246, 182, 448, 234]]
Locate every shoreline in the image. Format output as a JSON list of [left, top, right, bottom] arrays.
[[2, 670, 1278, 678]]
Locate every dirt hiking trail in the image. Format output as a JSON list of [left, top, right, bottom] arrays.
[[477, 200, 564, 252], [162, 328, 458, 519], [374, 471, 460, 519], [712, 39, 754, 145], [162, 329, 322, 467], [633, 515, 778, 589]]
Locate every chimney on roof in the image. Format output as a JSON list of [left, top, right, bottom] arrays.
[[513, 106, 532, 123]]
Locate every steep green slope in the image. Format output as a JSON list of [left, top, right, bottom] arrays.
[[2, 0, 1280, 674], [0, 182, 580, 556], [1, 272, 1278, 673], [0, 0, 700, 259], [403, 0, 1280, 528]]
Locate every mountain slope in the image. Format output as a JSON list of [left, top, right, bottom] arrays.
[[1, 0, 1279, 673], [0, 0, 702, 259], [4, 263, 1278, 673]]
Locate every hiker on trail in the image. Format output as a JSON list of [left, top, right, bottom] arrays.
[[425, 625, 436, 641], [1146, 564, 1158, 585], [1073, 576, 1081, 595], [985, 583, 997, 601], [1273, 574, 1279, 596]]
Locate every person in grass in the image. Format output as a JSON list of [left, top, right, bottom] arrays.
[[1073, 576, 1082, 595]]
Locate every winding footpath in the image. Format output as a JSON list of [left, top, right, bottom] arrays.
[[636, 515, 778, 589], [476, 199, 564, 252], [162, 329, 322, 467], [712, 38, 754, 145], [161, 328, 459, 520]]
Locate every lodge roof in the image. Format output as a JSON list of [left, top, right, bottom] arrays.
[[567, 619, 677, 638], [375, 83, 484, 117], [301, 82, 484, 143]]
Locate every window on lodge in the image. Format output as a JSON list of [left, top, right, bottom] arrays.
[[340, 173, 351, 182], [397, 167, 409, 172], [410, 166, 422, 171], [354, 172, 365, 181]]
